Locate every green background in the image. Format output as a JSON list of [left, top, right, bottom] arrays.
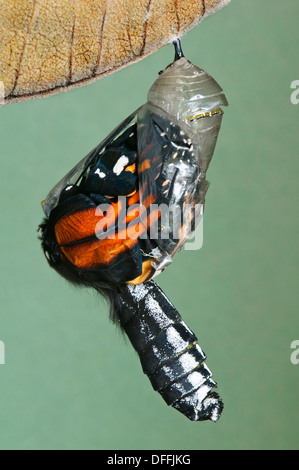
[[0, 0, 298, 450]]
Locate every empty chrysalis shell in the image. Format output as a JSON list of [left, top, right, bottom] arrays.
[[147, 56, 228, 173], [0, 0, 231, 105]]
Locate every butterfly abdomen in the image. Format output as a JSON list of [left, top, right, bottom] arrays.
[[116, 281, 223, 422]]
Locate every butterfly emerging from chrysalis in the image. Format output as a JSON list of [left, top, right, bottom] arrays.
[[39, 39, 228, 422]]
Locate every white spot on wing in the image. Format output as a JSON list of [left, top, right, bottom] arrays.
[[95, 169, 106, 178], [113, 155, 129, 175]]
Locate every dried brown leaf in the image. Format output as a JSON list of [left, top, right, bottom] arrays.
[[0, 0, 230, 104]]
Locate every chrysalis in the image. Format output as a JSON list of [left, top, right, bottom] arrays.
[[39, 40, 228, 422]]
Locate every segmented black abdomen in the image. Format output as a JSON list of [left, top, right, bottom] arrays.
[[117, 281, 223, 422]]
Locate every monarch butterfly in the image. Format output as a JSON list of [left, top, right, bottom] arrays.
[[39, 40, 228, 422]]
